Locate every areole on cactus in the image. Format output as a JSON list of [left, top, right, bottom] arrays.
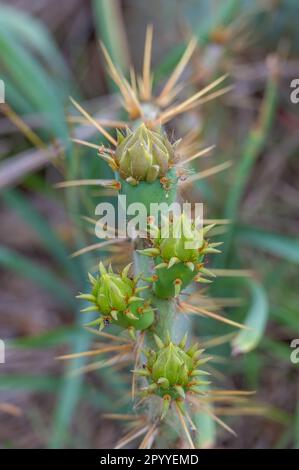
[[77, 262, 154, 335]]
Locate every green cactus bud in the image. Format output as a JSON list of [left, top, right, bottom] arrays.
[[139, 213, 217, 299], [136, 336, 209, 418], [115, 124, 175, 183], [112, 124, 179, 215], [152, 342, 191, 386], [159, 213, 203, 262], [78, 262, 154, 333]]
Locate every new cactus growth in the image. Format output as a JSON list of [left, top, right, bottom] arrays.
[[77, 262, 154, 333], [134, 334, 210, 419], [98, 123, 179, 210], [139, 214, 219, 298], [114, 124, 176, 184]]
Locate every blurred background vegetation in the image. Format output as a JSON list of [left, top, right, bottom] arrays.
[[0, 0, 298, 449]]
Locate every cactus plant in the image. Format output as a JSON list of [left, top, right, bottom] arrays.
[[60, 27, 252, 449]]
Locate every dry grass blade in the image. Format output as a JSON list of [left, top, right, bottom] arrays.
[[0, 403, 23, 417], [0, 145, 61, 189], [0, 103, 45, 149]]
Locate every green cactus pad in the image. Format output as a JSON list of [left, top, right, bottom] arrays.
[[117, 167, 178, 216], [153, 256, 203, 299]]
